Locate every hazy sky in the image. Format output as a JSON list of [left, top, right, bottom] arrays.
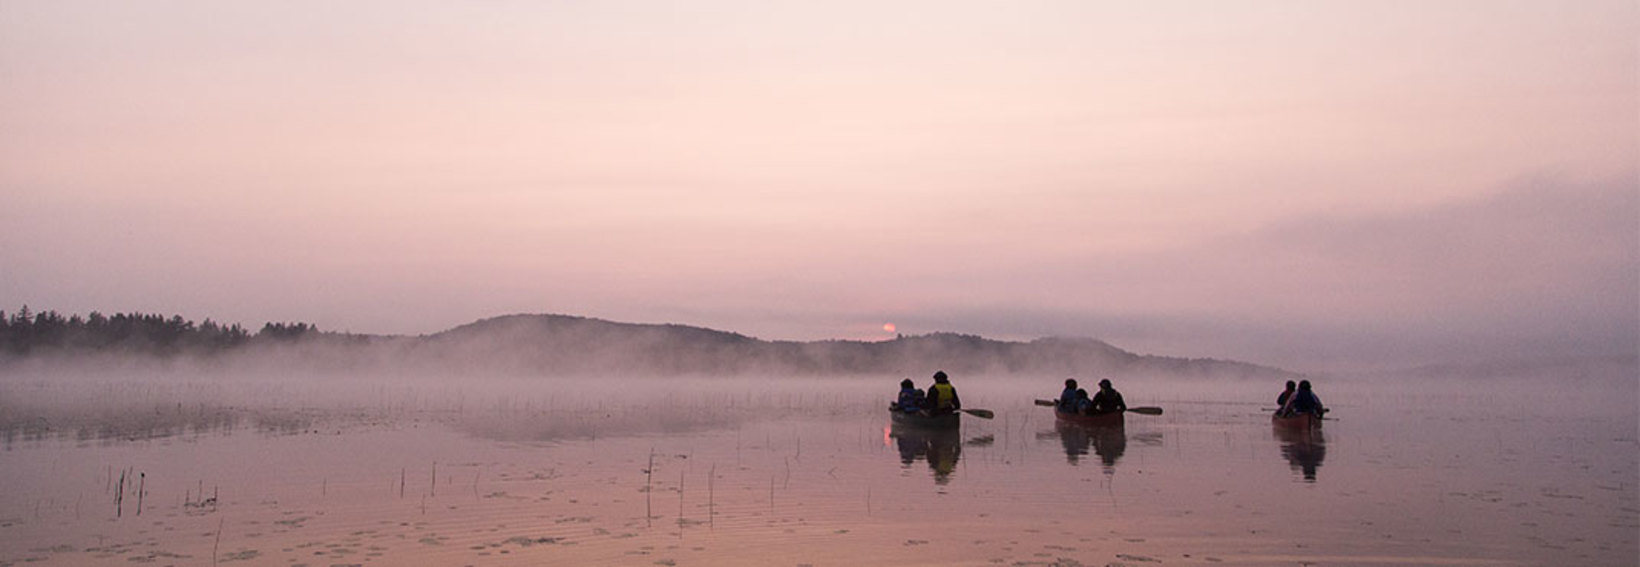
[[2, 1, 1635, 372]]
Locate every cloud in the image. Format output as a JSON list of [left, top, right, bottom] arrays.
[[1253, 175, 1632, 326], [929, 174, 1637, 371]]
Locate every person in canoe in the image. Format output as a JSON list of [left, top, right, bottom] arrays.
[[1279, 379, 1324, 417], [925, 371, 961, 416], [1276, 380, 1297, 411], [1089, 379, 1126, 414], [1057, 378, 1080, 412], [891, 378, 926, 414], [1072, 388, 1093, 414]]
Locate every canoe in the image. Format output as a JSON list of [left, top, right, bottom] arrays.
[[1271, 412, 1321, 430], [890, 409, 960, 430], [1054, 409, 1124, 428]]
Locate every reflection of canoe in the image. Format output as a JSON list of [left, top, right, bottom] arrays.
[[1273, 423, 1325, 481], [1271, 412, 1321, 430], [890, 410, 960, 430], [1052, 419, 1127, 468], [889, 421, 963, 484], [1054, 409, 1124, 428]]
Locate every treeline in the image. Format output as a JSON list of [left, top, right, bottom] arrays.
[[0, 306, 318, 356]]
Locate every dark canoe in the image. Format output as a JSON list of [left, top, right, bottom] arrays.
[[890, 409, 961, 430], [1054, 409, 1124, 428], [1271, 412, 1321, 430]]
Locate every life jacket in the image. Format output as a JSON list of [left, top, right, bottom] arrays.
[[897, 388, 925, 412], [929, 383, 956, 409]]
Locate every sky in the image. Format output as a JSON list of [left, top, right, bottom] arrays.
[[1, 0, 1635, 373]]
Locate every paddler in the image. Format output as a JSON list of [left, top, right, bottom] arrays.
[[925, 371, 961, 416], [1089, 378, 1126, 414], [892, 378, 926, 413], [1057, 378, 1079, 412]]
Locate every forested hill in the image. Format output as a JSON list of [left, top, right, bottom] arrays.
[[0, 310, 1300, 380], [0, 307, 322, 356], [415, 314, 1299, 380]]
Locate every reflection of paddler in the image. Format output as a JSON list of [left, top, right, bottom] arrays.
[[894, 432, 925, 465], [889, 427, 963, 484], [1274, 426, 1326, 482], [1054, 420, 1090, 464], [1090, 425, 1126, 469], [925, 435, 961, 484], [1053, 421, 1126, 469]]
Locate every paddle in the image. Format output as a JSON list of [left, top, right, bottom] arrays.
[[1034, 400, 1162, 416], [1270, 410, 1335, 422], [1268, 408, 1332, 418], [961, 408, 995, 419]]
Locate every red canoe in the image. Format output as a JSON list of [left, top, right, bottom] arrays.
[[1271, 412, 1321, 430], [1055, 409, 1124, 428], [891, 409, 961, 430]]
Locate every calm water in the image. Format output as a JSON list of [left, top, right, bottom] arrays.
[[0, 375, 1635, 566]]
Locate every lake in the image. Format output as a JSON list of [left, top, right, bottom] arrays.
[[1, 373, 1635, 566]]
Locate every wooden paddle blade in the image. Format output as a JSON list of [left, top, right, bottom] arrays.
[[961, 409, 995, 419], [1033, 399, 1057, 406], [1127, 406, 1164, 415]]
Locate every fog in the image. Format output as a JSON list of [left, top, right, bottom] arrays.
[[0, 348, 887, 446], [3, 342, 1633, 565], [5, 342, 1632, 449]]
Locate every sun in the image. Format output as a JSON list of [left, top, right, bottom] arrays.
[[882, 322, 896, 333]]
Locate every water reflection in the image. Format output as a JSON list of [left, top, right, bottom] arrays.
[[1050, 422, 1127, 470], [887, 425, 963, 484], [1273, 425, 1326, 482], [1, 406, 314, 449]]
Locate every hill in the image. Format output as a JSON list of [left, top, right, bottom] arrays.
[[0, 309, 1304, 380], [407, 314, 1300, 380]]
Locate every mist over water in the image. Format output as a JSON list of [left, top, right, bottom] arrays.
[[6, 349, 1631, 436], [1, 352, 1635, 566]]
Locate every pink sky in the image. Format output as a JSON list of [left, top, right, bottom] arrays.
[[2, 1, 1634, 371]]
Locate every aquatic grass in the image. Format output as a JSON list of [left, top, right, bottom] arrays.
[[211, 516, 224, 567], [645, 449, 654, 528]]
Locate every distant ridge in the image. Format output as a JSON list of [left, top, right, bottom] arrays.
[[409, 313, 1301, 380], [0, 309, 1303, 380]]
